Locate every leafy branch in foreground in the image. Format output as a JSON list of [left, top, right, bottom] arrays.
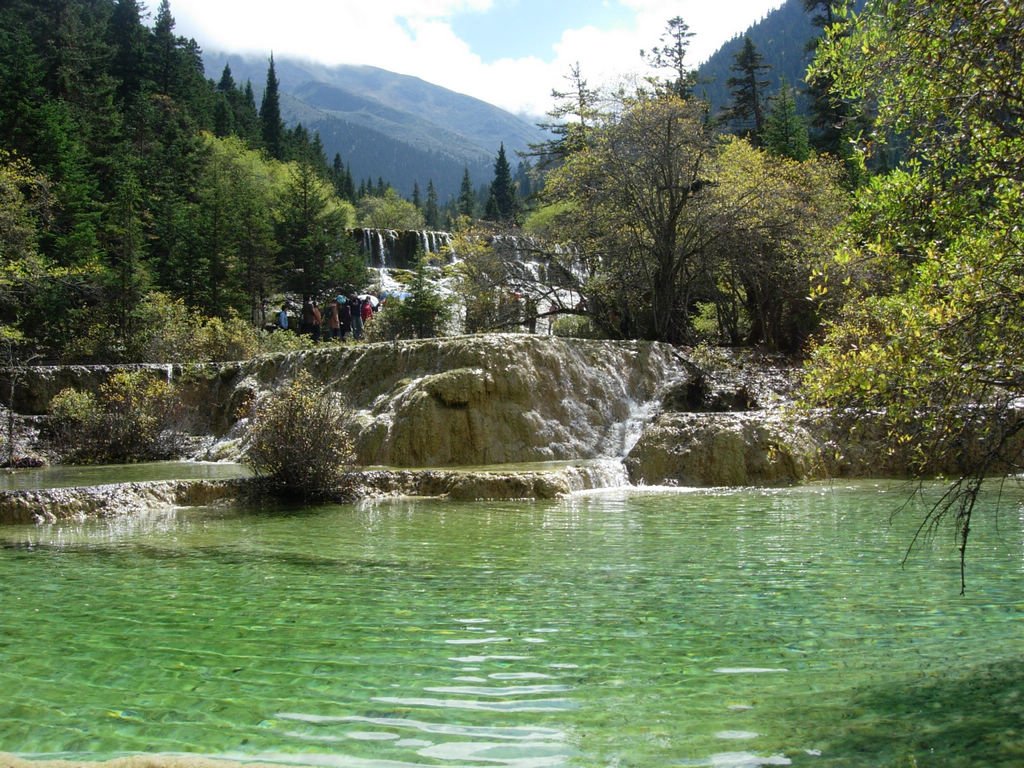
[[801, 0, 1024, 591]]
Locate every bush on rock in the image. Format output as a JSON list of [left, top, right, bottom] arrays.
[[244, 371, 357, 500], [48, 371, 185, 463]]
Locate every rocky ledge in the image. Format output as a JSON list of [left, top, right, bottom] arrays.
[[0, 461, 636, 525], [4, 334, 1014, 526]]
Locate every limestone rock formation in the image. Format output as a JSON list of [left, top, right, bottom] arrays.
[[625, 411, 818, 487], [199, 335, 692, 468], [3, 335, 962, 501]]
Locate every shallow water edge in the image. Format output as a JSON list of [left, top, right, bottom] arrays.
[[0, 461, 637, 524], [0, 753, 317, 768]]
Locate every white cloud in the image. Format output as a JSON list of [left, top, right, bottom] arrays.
[[155, 0, 783, 117]]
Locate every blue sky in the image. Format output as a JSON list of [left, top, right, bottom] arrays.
[[150, 0, 786, 116], [450, 0, 637, 63]]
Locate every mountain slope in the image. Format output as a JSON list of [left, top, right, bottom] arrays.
[[696, 0, 817, 116], [204, 53, 545, 200]]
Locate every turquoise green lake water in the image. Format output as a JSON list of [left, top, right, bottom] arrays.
[[0, 462, 250, 491], [1, 480, 1022, 767]]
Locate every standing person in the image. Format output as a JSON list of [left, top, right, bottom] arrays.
[[348, 292, 364, 340], [312, 301, 322, 343], [301, 300, 316, 337], [337, 295, 352, 339], [361, 296, 373, 325], [277, 303, 289, 331], [326, 298, 340, 340]]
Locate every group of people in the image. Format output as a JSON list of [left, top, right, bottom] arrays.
[[277, 293, 377, 342]]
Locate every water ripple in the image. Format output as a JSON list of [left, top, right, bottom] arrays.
[[372, 696, 577, 712], [423, 685, 570, 697]]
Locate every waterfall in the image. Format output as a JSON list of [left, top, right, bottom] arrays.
[[564, 459, 632, 491]]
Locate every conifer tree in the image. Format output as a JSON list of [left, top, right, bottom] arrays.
[[343, 163, 355, 201], [330, 153, 347, 198], [484, 144, 517, 223], [259, 54, 285, 160], [424, 180, 441, 229], [275, 146, 344, 299], [108, 0, 148, 104], [234, 80, 260, 143], [212, 64, 236, 136], [217, 63, 235, 92], [722, 36, 771, 141], [213, 94, 234, 137], [762, 77, 811, 161], [528, 62, 600, 168], [642, 17, 696, 98], [151, 0, 177, 95], [803, 0, 859, 159], [457, 168, 475, 218]]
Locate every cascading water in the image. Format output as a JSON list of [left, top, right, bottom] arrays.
[[353, 228, 456, 269]]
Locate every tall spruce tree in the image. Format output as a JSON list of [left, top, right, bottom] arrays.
[[527, 62, 600, 168], [642, 16, 696, 98], [150, 0, 177, 95], [424, 179, 440, 229], [217, 63, 235, 92], [259, 54, 285, 160], [762, 77, 811, 161], [108, 0, 148, 105], [457, 168, 475, 218], [803, 0, 859, 159], [722, 36, 771, 142], [484, 143, 517, 223]]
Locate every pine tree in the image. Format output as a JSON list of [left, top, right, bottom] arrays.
[[212, 64, 236, 137], [150, 0, 177, 95], [234, 80, 260, 144], [642, 17, 696, 98], [213, 94, 234, 137], [275, 147, 344, 299], [330, 153, 345, 196], [457, 168, 475, 218], [762, 77, 811, 161], [217, 63, 235, 92], [107, 154, 150, 339], [424, 180, 440, 229], [484, 143, 518, 223], [803, 0, 859, 158], [412, 181, 421, 210], [722, 36, 771, 141], [259, 54, 285, 160], [527, 62, 600, 168], [108, 0, 148, 105]]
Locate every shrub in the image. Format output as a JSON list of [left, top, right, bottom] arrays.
[[48, 388, 99, 452], [257, 327, 316, 354], [364, 256, 453, 340], [244, 370, 357, 500], [193, 312, 259, 361], [48, 371, 185, 463], [64, 293, 263, 363], [552, 313, 602, 339]]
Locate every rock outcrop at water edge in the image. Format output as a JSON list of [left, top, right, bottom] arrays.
[[1, 335, 841, 493]]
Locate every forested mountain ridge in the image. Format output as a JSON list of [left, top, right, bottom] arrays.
[[696, 0, 816, 114], [695, 0, 866, 117], [203, 53, 546, 200]]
